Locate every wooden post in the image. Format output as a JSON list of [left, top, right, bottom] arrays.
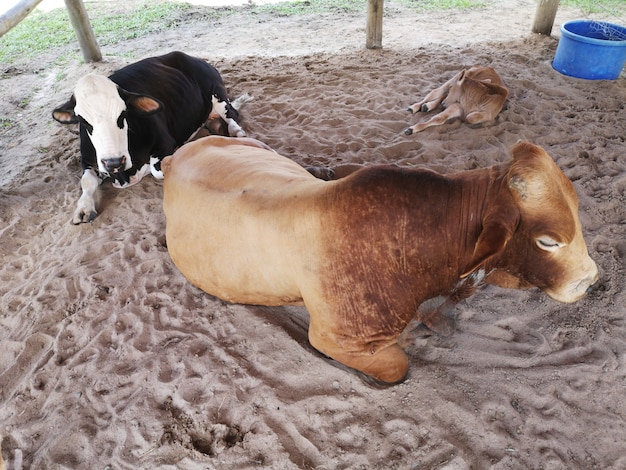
[[366, 0, 384, 49], [532, 0, 560, 35], [0, 0, 44, 37], [64, 0, 102, 62]]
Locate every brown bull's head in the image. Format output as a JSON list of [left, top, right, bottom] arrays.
[[462, 141, 598, 303]]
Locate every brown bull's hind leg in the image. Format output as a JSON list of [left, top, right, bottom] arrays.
[[309, 327, 409, 385]]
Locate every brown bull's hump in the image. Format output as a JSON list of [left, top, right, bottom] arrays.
[[314, 166, 465, 339]]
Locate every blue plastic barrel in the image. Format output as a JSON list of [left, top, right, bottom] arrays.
[[553, 20, 626, 80]]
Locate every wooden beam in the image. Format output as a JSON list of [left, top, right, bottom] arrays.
[[0, 0, 44, 37], [532, 0, 560, 35], [64, 0, 102, 62], [366, 0, 384, 49]]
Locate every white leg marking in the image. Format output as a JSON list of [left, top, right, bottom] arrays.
[[111, 163, 152, 189], [211, 96, 246, 137], [73, 169, 100, 224], [150, 157, 164, 180]]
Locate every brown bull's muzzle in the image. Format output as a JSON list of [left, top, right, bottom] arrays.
[[546, 257, 599, 303]]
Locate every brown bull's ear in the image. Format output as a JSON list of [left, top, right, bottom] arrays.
[[462, 168, 520, 278], [52, 96, 78, 124], [461, 220, 514, 278]]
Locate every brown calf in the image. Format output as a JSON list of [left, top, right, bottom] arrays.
[[405, 66, 508, 135]]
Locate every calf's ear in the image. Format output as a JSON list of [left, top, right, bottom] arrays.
[[52, 96, 78, 124]]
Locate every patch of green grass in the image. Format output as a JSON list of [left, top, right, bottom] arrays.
[[398, 0, 488, 12], [0, 9, 76, 64], [251, 0, 365, 16], [561, 0, 626, 16], [252, 0, 488, 16], [7, 0, 621, 70], [0, 0, 369, 66], [0, 117, 14, 128], [91, 2, 220, 45], [0, 0, 494, 66], [0, 1, 228, 65]]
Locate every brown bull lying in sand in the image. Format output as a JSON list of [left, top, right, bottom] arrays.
[[162, 136, 598, 385], [405, 66, 508, 135]]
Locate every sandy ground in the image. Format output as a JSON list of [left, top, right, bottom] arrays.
[[1, 0, 625, 468]]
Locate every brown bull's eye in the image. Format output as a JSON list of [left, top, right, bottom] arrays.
[[536, 237, 564, 252]]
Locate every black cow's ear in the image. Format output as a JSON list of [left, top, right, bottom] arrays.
[[127, 95, 163, 115], [118, 88, 163, 116], [52, 96, 78, 124]]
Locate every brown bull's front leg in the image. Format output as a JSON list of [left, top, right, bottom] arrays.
[[308, 323, 409, 385], [399, 273, 483, 345], [418, 296, 458, 335]]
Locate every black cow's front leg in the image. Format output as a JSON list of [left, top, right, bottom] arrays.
[[146, 134, 177, 181], [72, 168, 101, 224], [150, 156, 164, 180]]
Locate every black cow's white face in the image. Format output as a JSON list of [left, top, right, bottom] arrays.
[[74, 74, 132, 176], [52, 72, 165, 223]]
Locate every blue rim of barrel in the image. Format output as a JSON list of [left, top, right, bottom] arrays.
[[561, 20, 626, 46]]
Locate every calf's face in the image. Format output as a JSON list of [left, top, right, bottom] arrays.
[[441, 70, 467, 106], [52, 74, 162, 176]]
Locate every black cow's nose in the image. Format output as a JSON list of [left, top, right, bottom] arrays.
[[103, 156, 126, 172]]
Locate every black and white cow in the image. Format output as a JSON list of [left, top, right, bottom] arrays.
[[53, 51, 247, 224]]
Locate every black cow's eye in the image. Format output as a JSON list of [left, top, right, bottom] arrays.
[[117, 111, 127, 129]]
